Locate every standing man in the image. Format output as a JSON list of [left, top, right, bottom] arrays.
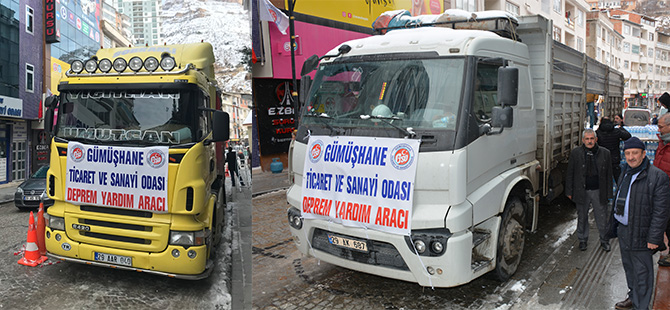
[[612, 137, 670, 310], [654, 113, 670, 267], [597, 117, 631, 180], [566, 129, 614, 251], [226, 147, 245, 187]]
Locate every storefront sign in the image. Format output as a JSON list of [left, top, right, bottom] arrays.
[[0, 96, 23, 118], [301, 136, 420, 235], [45, 0, 60, 43], [255, 79, 297, 155]]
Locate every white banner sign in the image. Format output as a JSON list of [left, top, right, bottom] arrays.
[[65, 143, 169, 213], [302, 136, 420, 235]]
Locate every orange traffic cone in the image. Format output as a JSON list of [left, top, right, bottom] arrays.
[[18, 211, 48, 267], [36, 202, 46, 255]]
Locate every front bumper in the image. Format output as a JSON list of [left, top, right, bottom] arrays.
[[45, 227, 212, 280], [289, 220, 475, 287]]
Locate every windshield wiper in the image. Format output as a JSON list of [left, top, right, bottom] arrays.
[[360, 115, 416, 138], [303, 112, 345, 135]]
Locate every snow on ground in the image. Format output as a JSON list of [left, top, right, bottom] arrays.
[[550, 217, 578, 248]]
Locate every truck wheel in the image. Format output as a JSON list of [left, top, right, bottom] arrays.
[[494, 196, 525, 281]]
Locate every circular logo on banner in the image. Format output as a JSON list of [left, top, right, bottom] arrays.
[[70, 146, 84, 162], [309, 140, 324, 163], [390, 143, 415, 170], [147, 149, 166, 168]]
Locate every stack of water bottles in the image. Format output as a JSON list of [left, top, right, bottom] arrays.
[[620, 125, 659, 165]]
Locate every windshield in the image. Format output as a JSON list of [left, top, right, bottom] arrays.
[[302, 57, 465, 134], [32, 165, 49, 179], [56, 90, 196, 145]]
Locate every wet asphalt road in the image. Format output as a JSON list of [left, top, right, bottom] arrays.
[[252, 191, 581, 309], [0, 201, 232, 310]]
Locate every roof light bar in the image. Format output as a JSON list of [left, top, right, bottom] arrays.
[[98, 59, 112, 73], [71, 60, 84, 74], [113, 58, 127, 72], [84, 59, 98, 73], [128, 56, 143, 72], [144, 56, 159, 72]]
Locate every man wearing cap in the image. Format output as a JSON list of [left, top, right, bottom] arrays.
[[566, 129, 613, 252], [611, 137, 670, 310]]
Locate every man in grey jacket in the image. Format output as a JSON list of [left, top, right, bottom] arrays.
[[611, 137, 670, 310], [566, 129, 613, 252]]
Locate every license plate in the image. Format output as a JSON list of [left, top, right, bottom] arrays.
[[94, 252, 132, 267], [24, 195, 40, 201], [328, 234, 368, 252]]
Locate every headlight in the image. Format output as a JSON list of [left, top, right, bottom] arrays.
[[84, 59, 98, 73], [414, 240, 426, 254], [113, 57, 127, 72], [287, 207, 303, 229], [160, 55, 176, 71], [128, 56, 143, 71], [144, 56, 159, 72], [169, 230, 205, 246], [41, 191, 48, 199], [71, 60, 84, 73], [16, 187, 23, 194], [98, 58, 112, 73], [45, 214, 65, 230]]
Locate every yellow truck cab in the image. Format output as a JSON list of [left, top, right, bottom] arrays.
[[43, 43, 230, 279]]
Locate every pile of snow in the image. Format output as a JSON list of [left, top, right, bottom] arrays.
[[162, 0, 251, 93]]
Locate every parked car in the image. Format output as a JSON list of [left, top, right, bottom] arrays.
[[14, 165, 53, 210]]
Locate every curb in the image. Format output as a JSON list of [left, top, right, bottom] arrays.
[[252, 186, 290, 198]]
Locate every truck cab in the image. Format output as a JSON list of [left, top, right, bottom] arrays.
[[43, 43, 230, 279]]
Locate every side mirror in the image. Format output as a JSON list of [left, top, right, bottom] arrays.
[[44, 95, 59, 134], [497, 67, 518, 106], [301, 55, 319, 76], [492, 106, 513, 128], [212, 111, 230, 142], [299, 76, 312, 105], [45, 95, 59, 109]]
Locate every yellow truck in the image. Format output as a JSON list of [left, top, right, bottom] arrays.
[[42, 43, 230, 279]]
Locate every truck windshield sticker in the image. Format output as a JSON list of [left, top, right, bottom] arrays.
[[57, 91, 194, 144], [302, 136, 420, 235], [65, 142, 169, 213]]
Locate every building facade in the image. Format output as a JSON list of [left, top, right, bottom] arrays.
[[114, 0, 162, 46]]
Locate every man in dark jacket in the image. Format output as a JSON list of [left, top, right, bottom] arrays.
[[566, 129, 613, 252], [611, 137, 670, 310], [226, 147, 245, 187], [654, 113, 670, 267], [597, 117, 631, 180]]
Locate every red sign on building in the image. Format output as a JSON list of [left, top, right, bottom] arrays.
[[45, 0, 59, 43]]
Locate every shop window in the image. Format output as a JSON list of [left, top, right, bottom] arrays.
[[12, 141, 26, 181]]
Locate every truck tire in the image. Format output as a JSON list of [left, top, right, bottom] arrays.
[[493, 196, 525, 281]]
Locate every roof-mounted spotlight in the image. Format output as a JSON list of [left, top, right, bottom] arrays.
[[128, 56, 143, 72], [113, 57, 127, 73], [160, 54, 176, 71], [84, 59, 98, 73], [144, 56, 159, 72], [98, 58, 112, 73], [71, 60, 84, 74]]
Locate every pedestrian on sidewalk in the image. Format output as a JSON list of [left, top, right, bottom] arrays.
[[597, 116, 631, 180], [653, 112, 670, 267], [609, 137, 670, 310], [226, 147, 245, 187], [566, 129, 614, 252]]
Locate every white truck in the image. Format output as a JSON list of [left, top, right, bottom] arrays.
[[286, 11, 624, 287]]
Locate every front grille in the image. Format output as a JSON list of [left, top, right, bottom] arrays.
[[312, 228, 409, 270], [66, 205, 169, 252]]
